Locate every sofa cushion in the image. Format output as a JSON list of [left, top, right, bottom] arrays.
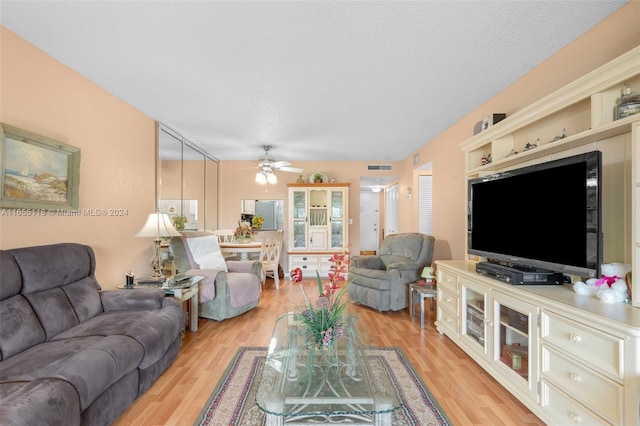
[[24, 287, 79, 340], [185, 235, 228, 271], [0, 251, 21, 301], [0, 335, 144, 410], [0, 295, 46, 361], [12, 243, 96, 293], [63, 277, 103, 323], [379, 233, 427, 266], [0, 379, 81, 426], [51, 302, 184, 369]]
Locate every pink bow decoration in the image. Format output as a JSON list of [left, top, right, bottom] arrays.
[[595, 275, 619, 288]]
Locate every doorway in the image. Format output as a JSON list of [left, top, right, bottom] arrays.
[[359, 191, 380, 254], [384, 184, 399, 237]]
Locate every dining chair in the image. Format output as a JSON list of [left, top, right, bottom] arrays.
[[214, 229, 239, 259], [213, 229, 235, 243], [255, 230, 284, 291]]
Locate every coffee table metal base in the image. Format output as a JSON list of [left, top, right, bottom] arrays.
[[264, 395, 392, 425]]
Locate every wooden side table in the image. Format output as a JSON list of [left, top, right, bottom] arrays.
[[409, 283, 437, 329]]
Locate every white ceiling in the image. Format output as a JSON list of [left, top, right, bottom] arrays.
[[0, 1, 626, 166]]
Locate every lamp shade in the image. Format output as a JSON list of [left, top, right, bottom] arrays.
[[135, 212, 182, 238], [267, 172, 277, 184], [421, 266, 435, 280]]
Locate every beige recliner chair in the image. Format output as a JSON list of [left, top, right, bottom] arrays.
[[348, 233, 435, 311]]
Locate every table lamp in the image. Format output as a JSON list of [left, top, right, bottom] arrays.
[[135, 211, 182, 280], [421, 266, 435, 284]]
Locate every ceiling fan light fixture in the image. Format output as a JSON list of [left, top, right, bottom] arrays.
[[267, 172, 277, 184], [255, 172, 267, 184]]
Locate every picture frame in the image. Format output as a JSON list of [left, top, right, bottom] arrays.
[[1, 123, 80, 211]]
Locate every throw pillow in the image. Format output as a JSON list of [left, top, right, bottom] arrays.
[[185, 235, 228, 272]]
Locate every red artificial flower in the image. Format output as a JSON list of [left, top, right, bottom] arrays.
[[290, 267, 303, 283]]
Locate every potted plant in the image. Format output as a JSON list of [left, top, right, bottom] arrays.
[[251, 215, 264, 230], [313, 172, 323, 183], [171, 215, 188, 231]]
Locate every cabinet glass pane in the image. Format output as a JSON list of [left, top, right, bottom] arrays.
[[464, 289, 486, 348], [293, 191, 306, 219], [331, 221, 343, 248], [498, 304, 529, 380], [331, 191, 344, 218], [293, 221, 306, 248]]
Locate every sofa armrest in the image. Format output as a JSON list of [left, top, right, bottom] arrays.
[[100, 288, 166, 312], [227, 260, 262, 275], [351, 255, 384, 270]]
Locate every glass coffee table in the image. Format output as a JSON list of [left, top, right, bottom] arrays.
[[255, 312, 401, 425]]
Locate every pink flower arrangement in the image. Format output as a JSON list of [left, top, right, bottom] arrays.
[[290, 248, 351, 349]]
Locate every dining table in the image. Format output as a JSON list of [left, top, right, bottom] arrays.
[[219, 241, 262, 261]]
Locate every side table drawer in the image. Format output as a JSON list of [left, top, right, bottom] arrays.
[[541, 346, 622, 423], [541, 311, 624, 379]]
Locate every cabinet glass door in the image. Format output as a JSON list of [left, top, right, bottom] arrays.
[[329, 189, 345, 249], [460, 280, 489, 358], [291, 190, 307, 249], [492, 291, 539, 402]]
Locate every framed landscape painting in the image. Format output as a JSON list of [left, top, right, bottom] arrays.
[[0, 123, 80, 211]]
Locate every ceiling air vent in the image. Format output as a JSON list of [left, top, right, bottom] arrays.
[[367, 164, 393, 171]]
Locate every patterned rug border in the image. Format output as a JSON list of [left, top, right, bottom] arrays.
[[195, 346, 450, 425]]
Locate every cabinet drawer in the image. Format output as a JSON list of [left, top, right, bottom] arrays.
[[542, 346, 622, 423], [541, 311, 624, 379], [438, 287, 459, 316], [541, 381, 613, 426], [290, 255, 317, 264], [437, 306, 459, 337], [437, 269, 458, 293]]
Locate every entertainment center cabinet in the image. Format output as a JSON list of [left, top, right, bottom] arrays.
[[436, 46, 640, 425]]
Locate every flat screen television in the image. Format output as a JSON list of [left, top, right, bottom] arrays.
[[467, 150, 602, 279]]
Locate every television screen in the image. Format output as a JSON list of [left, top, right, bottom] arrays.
[[468, 151, 602, 278]]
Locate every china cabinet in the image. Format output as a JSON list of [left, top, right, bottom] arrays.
[[287, 183, 349, 277]]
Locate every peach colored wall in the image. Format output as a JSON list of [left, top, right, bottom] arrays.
[[0, 27, 157, 288]]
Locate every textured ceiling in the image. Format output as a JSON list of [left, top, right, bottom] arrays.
[[0, 1, 626, 165]]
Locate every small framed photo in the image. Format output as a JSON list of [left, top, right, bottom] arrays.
[[1, 123, 80, 211]]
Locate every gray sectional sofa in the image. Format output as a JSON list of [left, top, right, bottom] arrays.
[[0, 243, 185, 426]]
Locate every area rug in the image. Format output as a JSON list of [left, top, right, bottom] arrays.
[[195, 346, 450, 425]]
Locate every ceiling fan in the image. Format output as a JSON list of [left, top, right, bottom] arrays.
[[256, 145, 304, 176]]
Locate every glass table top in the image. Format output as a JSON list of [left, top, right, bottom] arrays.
[[255, 312, 402, 423]]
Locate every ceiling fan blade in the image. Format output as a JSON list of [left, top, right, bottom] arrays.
[[272, 160, 292, 168], [277, 166, 304, 173]]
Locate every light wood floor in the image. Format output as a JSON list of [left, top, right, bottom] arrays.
[[113, 278, 545, 425]]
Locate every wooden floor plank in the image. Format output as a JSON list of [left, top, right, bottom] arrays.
[[113, 278, 544, 425]]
